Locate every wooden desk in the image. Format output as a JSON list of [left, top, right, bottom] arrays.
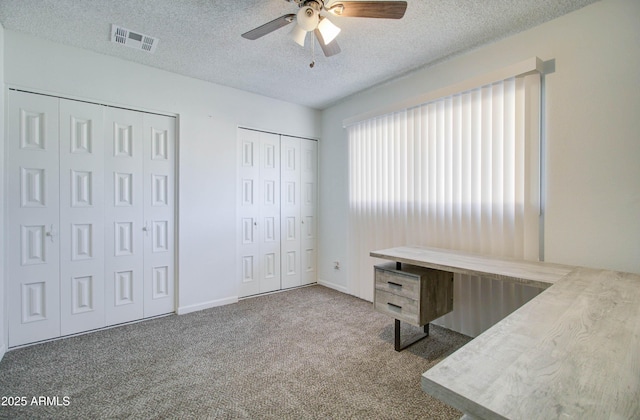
[[371, 246, 640, 419]]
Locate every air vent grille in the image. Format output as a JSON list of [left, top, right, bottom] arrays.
[[110, 24, 158, 54], [114, 27, 127, 44], [142, 36, 155, 52]]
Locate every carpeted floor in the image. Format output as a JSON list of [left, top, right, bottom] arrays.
[[0, 285, 471, 419]]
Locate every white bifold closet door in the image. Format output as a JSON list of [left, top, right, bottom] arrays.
[[104, 107, 145, 325], [238, 128, 317, 298], [281, 136, 317, 289], [238, 129, 282, 297], [60, 99, 106, 336], [7, 90, 175, 347], [299, 138, 317, 286], [104, 109, 175, 325], [142, 114, 175, 319], [280, 136, 301, 289], [7, 92, 61, 346]]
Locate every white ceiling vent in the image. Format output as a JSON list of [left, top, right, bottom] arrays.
[[110, 24, 158, 53]]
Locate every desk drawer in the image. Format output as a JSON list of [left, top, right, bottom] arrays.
[[374, 289, 419, 325], [375, 266, 420, 299], [373, 262, 454, 327]]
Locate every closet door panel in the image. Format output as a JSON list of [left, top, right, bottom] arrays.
[[7, 91, 61, 347], [280, 136, 301, 289], [104, 107, 144, 326], [258, 132, 281, 294], [238, 129, 262, 297], [300, 139, 318, 285], [238, 129, 281, 297], [59, 99, 106, 335], [142, 114, 176, 317]]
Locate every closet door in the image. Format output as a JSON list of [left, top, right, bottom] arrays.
[[238, 129, 260, 297], [7, 92, 176, 346], [258, 133, 281, 294], [7, 91, 61, 347], [104, 107, 144, 326], [300, 139, 318, 285], [59, 99, 106, 335], [143, 114, 176, 317], [238, 129, 281, 297], [280, 136, 302, 289], [281, 137, 318, 288]]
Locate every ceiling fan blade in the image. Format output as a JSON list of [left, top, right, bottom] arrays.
[[314, 29, 341, 57], [330, 1, 407, 19], [241, 14, 296, 40]]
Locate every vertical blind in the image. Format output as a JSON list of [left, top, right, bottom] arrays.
[[348, 74, 541, 337]]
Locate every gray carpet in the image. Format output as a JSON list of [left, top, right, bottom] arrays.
[[0, 285, 471, 419]]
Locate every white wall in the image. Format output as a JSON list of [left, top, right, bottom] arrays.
[[2, 30, 321, 332], [318, 0, 640, 296], [0, 22, 6, 360]]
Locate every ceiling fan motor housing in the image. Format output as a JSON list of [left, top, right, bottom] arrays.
[[297, 4, 320, 31]]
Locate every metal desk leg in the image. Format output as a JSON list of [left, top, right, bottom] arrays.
[[394, 319, 429, 351]]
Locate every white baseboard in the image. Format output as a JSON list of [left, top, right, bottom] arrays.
[[177, 296, 238, 315], [317, 278, 348, 294]]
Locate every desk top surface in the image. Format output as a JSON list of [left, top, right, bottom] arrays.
[[371, 246, 640, 419], [370, 246, 575, 289]]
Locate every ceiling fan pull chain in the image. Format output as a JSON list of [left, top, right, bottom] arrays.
[[310, 34, 316, 68]]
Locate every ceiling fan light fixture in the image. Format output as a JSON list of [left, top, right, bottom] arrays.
[[317, 17, 341, 44], [290, 24, 307, 47], [327, 4, 345, 16], [297, 6, 319, 32]]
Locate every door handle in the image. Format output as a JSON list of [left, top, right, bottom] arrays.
[[45, 224, 57, 243], [142, 221, 149, 235]]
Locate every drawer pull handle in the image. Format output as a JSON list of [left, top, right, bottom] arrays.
[[388, 281, 402, 288], [387, 303, 402, 310]]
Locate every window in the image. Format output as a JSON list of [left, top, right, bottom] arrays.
[[347, 68, 541, 336]]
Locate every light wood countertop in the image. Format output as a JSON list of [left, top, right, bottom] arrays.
[[371, 247, 640, 419], [370, 246, 575, 289]]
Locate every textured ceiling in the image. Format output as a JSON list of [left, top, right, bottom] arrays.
[[0, 0, 598, 109]]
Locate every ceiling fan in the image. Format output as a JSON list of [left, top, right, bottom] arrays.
[[241, 0, 408, 60]]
